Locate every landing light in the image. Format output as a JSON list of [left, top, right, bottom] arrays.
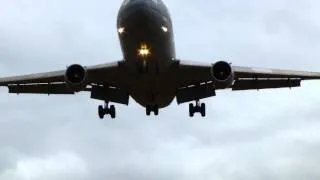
[[118, 27, 125, 34], [138, 44, 151, 57], [161, 26, 168, 32]]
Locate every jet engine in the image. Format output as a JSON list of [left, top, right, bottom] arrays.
[[211, 61, 234, 88], [64, 64, 88, 91]]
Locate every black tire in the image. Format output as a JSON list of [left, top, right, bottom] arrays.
[[154, 105, 159, 116], [146, 105, 151, 116], [98, 105, 104, 119], [200, 103, 206, 117], [110, 105, 116, 119], [189, 103, 194, 117]]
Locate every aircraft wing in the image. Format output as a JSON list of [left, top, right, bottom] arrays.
[[0, 61, 129, 95], [177, 60, 320, 91], [231, 65, 320, 90]]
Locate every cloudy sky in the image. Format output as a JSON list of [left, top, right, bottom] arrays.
[[1, 0, 320, 179]]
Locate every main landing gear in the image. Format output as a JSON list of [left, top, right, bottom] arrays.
[[146, 105, 159, 116], [189, 100, 206, 117], [98, 101, 116, 119]]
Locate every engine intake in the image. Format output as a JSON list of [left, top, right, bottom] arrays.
[[65, 64, 88, 91], [211, 61, 234, 88]]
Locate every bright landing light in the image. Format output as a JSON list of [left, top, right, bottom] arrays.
[[138, 44, 150, 57], [161, 26, 168, 32], [118, 27, 125, 34]]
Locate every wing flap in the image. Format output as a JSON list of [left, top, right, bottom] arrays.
[[176, 60, 212, 87], [233, 66, 320, 80], [176, 82, 216, 104], [90, 85, 129, 105], [8, 83, 75, 94], [232, 79, 301, 91]]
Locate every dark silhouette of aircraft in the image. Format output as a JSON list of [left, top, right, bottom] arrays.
[[1, 0, 320, 119]]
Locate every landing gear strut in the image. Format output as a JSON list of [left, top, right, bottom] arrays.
[[98, 101, 116, 119], [138, 60, 148, 73], [189, 100, 206, 117], [146, 105, 159, 116]]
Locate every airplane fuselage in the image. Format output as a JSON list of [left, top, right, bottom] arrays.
[[116, 0, 176, 108]]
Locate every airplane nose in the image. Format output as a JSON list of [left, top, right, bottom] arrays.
[[118, 0, 159, 22], [128, 0, 150, 9], [126, 0, 157, 8]]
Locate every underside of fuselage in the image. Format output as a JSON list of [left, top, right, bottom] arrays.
[[116, 0, 177, 108]]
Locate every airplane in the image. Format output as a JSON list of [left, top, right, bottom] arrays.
[[1, 0, 320, 119]]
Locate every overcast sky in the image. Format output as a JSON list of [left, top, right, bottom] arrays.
[[1, 0, 320, 179]]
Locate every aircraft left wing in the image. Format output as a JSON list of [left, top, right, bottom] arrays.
[[231, 65, 320, 90], [175, 60, 320, 103]]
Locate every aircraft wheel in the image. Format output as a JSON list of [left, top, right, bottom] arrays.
[[200, 103, 206, 117], [189, 103, 194, 117], [146, 105, 151, 116], [110, 105, 116, 119], [154, 105, 159, 116], [98, 105, 105, 119]]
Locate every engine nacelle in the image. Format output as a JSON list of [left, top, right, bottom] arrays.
[[64, 64, 88, 91], [211, 61, 234, 88]]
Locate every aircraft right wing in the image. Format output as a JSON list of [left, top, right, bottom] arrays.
[[0, 61, 127, 86], [0, 61, 131, 104]]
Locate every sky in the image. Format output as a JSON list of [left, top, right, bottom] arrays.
[[0, 0, 320, 179]]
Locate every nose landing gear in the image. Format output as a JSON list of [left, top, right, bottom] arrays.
[[98, 101, 116, 119], [138, 60, 148, 74], [146, 104, 159, 116], [189, 100, 206, 117]]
